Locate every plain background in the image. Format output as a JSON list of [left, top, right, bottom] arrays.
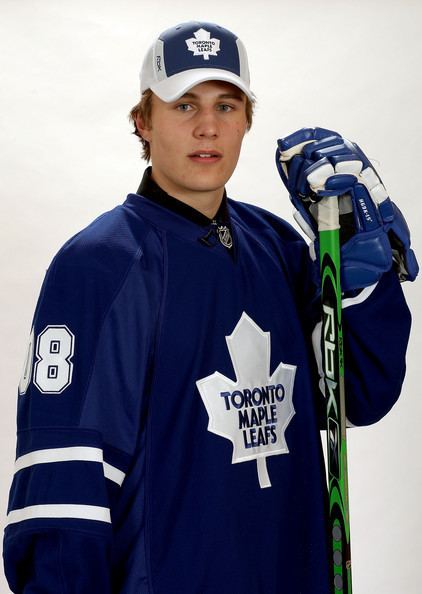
[[1, 1, 421, 592]]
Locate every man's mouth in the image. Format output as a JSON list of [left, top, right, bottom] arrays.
[[188, 150, 222, 162]]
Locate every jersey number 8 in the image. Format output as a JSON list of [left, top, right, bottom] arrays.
[[19, 325, 75, 395]]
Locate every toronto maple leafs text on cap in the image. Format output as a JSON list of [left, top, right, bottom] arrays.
[[140, 21, 255, 102], [186, 29, 220, 61]]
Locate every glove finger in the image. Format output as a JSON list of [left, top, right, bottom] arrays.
[[349, 141, 388, 193], [332, 155, 363, 176], [304, 153, 364, 198], [303, 135, 344, 160], [275, 147, 316, 204], [277, 128, 316, 161], [349, 141, 375, 171], [313, 126, 341, 139], [321, 174, 358, 198], [290, 155, 315, 196], [359, 166, 389, 207], [277, 127, 340, 160], [304, 158, 335, 193]]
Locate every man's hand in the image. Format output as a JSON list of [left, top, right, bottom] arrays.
[[275, 127, 419, 291]]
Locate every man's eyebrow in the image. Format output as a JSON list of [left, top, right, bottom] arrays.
[[179, 91, 245, 101], [218, 93, 245, 101]]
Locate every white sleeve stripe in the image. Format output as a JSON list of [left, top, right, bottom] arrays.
[[14, 446, 126, 486], [15, 446, 103, 471], [103, 462, 125, 486], [6, 504, 111, 526], [342, 282, 378, 309]]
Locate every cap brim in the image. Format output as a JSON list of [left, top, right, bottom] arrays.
[[150, 68, 256, 102]]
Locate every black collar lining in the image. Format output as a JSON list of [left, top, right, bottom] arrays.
[[136, 166, 230, 228]]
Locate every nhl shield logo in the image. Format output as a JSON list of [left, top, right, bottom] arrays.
[[217, 225, 233, 249]]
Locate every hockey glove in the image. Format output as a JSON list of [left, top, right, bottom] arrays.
[[275, 127, 419, 291]]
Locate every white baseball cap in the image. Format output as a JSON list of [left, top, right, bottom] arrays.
[[140, 21, 255, 103]]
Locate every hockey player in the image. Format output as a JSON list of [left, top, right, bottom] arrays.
[[3, 21, 417, 594]]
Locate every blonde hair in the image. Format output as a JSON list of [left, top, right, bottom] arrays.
[[128, 89, 255, 162]]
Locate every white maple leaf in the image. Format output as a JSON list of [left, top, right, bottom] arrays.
[[185, 28, 220, 61], [196, 313, 296, 489]]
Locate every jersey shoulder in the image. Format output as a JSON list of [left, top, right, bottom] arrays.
[[49, 203, 153, 283], [228, 198, 305, 245], [228, 197, 319, 310], [33, 200, 159, 328], [228, 198, 311, 266]]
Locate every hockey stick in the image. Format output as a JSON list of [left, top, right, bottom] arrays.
[[318, 196, 352, 593]]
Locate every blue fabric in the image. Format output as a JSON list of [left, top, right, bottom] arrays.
[[3, 193, 411, 593], [9, 461, 108, 510], [16, 426, 102, 458], [3, 530, 113, 594]]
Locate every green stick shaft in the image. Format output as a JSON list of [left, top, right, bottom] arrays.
[[318, 197, 352, 593]]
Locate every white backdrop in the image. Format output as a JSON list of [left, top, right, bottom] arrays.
[[1, 1, 421, 592]]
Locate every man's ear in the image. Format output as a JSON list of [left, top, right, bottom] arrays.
[[135, 114, 152, 142]]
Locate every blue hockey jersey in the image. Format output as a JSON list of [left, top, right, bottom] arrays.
[[3, 181, 411, 593]]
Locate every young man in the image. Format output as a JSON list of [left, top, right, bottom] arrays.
[[3, 21, 417, 594]]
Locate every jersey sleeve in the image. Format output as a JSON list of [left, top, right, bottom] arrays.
[[3, 218, 159, 593], [340, 269, 411, 425], [310, 269, 411, 427]]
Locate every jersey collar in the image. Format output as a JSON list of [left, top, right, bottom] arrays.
[[136, 166, 230, 228]]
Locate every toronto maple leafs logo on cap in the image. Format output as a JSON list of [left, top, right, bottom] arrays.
[[185, 28, 221, 61]]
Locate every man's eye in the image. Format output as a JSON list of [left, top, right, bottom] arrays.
[[218, 104, 233, 112], [177, 103, 192, 111]]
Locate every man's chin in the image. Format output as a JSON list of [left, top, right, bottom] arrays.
[[186, 171, 234, 194], [151, 164, 233, 197]]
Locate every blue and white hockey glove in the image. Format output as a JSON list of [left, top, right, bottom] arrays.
[[275, 127, 419, 291]]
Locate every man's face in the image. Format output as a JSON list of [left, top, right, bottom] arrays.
[[136, 80, 248, 201]]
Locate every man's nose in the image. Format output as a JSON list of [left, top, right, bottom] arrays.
[[193, 108, 219, 138]]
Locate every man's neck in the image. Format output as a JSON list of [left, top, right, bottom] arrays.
[[150, 169, 224, 219]]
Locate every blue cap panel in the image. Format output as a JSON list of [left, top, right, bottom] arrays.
[[159, 21, 241, 77]]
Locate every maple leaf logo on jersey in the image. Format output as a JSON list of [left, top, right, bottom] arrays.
[[196, 313, 296, 489], [185, 28, 220, 61]]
